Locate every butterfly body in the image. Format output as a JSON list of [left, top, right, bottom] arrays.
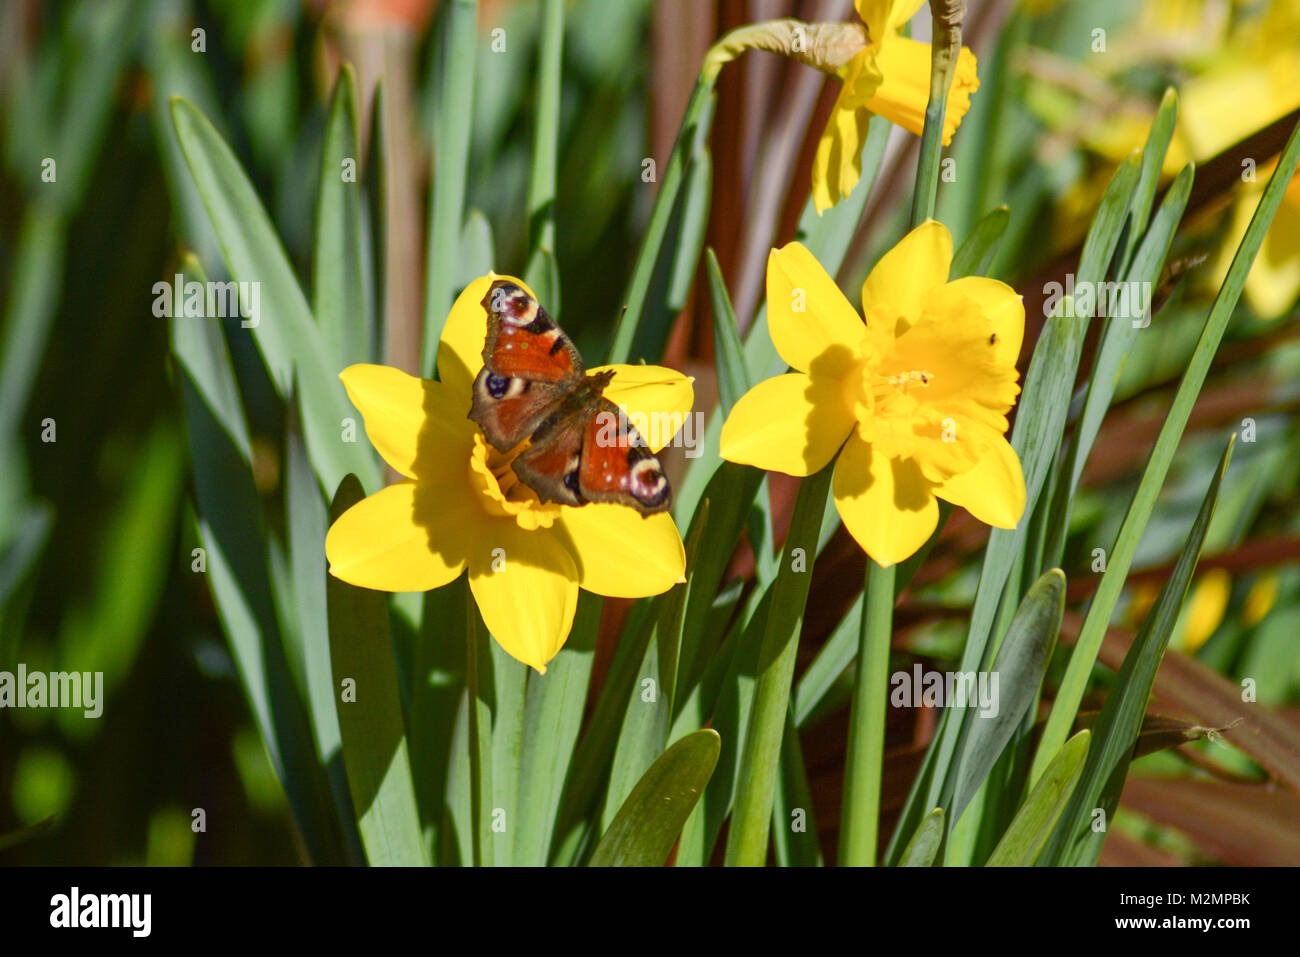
[[469, 279, 671, 516]]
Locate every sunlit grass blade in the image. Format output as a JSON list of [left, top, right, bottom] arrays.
[[707, 247, 748, 416], [513, 594, 600, 865], [675, 587, 771, 866], [172, 254, 342, 864], [327, 475, 426, 866], [606, 73, 716, 364], [169, 97, 380, 495], [1031, 115, 1300, 786], [313, 64, 370, 369], [773, 708, 822, 866], [588, 730, 721, 867], [985, 730, 1089, 867], [839, 562, 894, 866], [725, 466, 833, 865], [674, 464, 764, 707], [522, 0, 562, 310], [457, 209, 496, 289], [1045, 163, 1195, 565], [0, 208, 65, 461], [422, 0, 478, 373], [667, 149, 713, 318], [950, 206, 1010, 279], [488, 644, 524, 867], [284, 423, 361, 862], [946, 569, 1066, 828], [1041, 439, 1233, 866], [465, 591, 494, 867], [408, 580, 469, 864], [898, 808, 944, 867], [602, 514, 706, 829], [551, 600, 658, 862], [1116, 88, 1179, 275]]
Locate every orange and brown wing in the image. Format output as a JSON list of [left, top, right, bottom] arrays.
[[470, 279, 584, 450], [576, 398, 671, 516]]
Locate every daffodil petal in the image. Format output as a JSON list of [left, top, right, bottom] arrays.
[[326, 480, 472, 591], [922, 276, 1025, 367], [812, 72, 876, 215], [721, 373, 855, 476], [865, 36, 979, 147], [557, 506, 686, 598], [934, 434, 1026, 529], [467, 523, 579, 674], [436, 273, 541, 397], [861, 219, 953, 336], [766, 242, 868, 373], [339, 364, 475, 479], [832, 435, 938, 567], [590, 364, 695, 452], [855, 0, 926, 40]]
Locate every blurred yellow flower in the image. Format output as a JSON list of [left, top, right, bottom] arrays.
[[1210, 162, 1300, 320], [812, 0, 980, 213], [720, 221, 1026, 566], [1242, 573, 1279, 627], [1179, 567, 1231, 653], [325, 275, 691, 673], [1080, 0, 1300, 318]]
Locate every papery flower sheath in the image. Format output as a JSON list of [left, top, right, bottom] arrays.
[[720, 221, 1026, 567], [325, 274, 692, 673], [813, 0, 980, 213]]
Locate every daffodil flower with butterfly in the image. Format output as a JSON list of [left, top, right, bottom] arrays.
[[325, 274, 692, 674]]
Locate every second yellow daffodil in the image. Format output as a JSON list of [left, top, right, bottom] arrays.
[[721, 221, 1026, 567], [813, 0, 980, 213]]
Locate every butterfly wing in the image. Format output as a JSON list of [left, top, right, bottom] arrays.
[[577, 397, 671, 515], [506, 382, 670, 514], [514, 384, 670, 516], [512, 394, 588, 509], [469, 279, 585, 451]]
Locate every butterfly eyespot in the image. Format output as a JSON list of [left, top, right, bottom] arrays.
[[563, 470, 581, 494], [486, 373, 510, 398]]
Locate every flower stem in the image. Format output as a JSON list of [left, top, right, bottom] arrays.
[[465, 587, 493, 866], [838, 560, 895, 865], [909, 0, 965, 228], [725, 466, 833, 866]]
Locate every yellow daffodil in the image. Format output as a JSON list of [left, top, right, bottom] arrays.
[[720, 221, 1026, 566], [325, 274, 692, 674], [813, 0, 980, 213]]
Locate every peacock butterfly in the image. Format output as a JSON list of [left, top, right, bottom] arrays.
[[468, 279, 671, 516]]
